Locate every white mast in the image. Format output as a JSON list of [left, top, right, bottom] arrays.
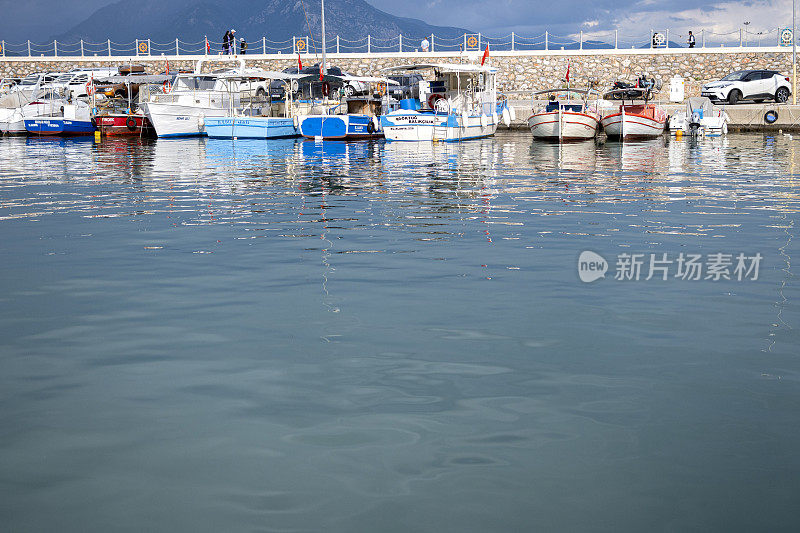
[[321, 0, 327, 76]]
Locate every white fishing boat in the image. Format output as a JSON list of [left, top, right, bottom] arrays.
[[203, 70, 303, 139], [527, 88, 601, 141], [380, 63, 511, 142], [141, 57, 258, 137], [668, 96, 729, 137], [0, 88, 69, 134], [600, 88, 667, 139]]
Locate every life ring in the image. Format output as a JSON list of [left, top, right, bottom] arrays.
[[764, 110, 779, 124], [126, 117, 137, 131], [377, 82, 387, 96], [322, 81, 330, 97], [367, 120, 376, 134], [163, 81, 172, 93], [428, 93, 444, 110], [85, 82, 94, 96]]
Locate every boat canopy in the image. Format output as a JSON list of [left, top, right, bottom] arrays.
[[381, 63, 498, 74], [533, 88, 592, 96], [686, 96, 715, 115], [212, 69, 305, 81], [97, 74, 174, 84], [296, 74, 399, 84]]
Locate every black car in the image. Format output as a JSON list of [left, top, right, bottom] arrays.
[[388, 74, 424, 100], [269, 64, 363, 100]]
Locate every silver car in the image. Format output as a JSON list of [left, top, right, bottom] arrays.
[[701, 70, 791, 104]]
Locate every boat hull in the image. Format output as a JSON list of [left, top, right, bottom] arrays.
[[205, 116, 298, 139], [143, 102, 228, 138], [95, 114, 154, 136], [381, 111, 498, 142], [527, 110, 600, 141], [601, 108, 666, 139], [299, 114, 382, 140], [24, 118, 95, 135]]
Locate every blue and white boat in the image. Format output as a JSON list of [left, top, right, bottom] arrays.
[[24, 102, 94, 136], [380, 63, 511, 142], [296, 74, 397, 140], [202, 71, 303, 139]]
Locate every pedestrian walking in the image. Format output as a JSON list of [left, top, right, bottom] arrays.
[[240, 38, 247, 55], [222, 30, 230, 55], [687, 31, 696, 48], [229, 30, 236, 55]]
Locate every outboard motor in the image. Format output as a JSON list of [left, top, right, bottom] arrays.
[[689, 110, 702, 135]]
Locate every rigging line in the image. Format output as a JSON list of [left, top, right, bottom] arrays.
[[298, 0, 320, 59]]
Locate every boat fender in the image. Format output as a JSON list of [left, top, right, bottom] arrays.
[[163, 81, 172, 93], [764, 110, 779, 124], [491, 111, 498, 125], [372, 115, 380, 132], [60, 106, 65, 114], [293, 116, 299, 129], [126, 117, 137, 131], [502, 107, 511, 127], [367, 120, 376, 134], [197, 115, 205, 129], [509, 106, 516, 121], [85, 82, 94, 96], [377, 82, 387, 97], [428, 93, 444, 110], [480, 114, 488, 129], [322, 82, 330, 97], [90, 117, 97, 128]]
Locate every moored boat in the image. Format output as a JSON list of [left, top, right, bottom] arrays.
[[667, 96, 729, 137], [94, 114, 154, 136], [379, 63, 509, 142], [600, 88, 667, 140], [527, 88, 601, 141], [24, 102, 94, 135]]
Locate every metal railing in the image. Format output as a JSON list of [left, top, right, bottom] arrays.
[[0, 27, 794, 57]]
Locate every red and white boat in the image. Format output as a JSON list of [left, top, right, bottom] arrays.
[[94, 113, 154, 136], [601, 89, 666, 139], [527, 89, 600, 141]]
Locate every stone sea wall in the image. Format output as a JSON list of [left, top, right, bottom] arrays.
[[0, 49, 794, 98]]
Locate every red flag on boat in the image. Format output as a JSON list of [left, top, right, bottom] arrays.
[[297, 54, 303, 70], [319, 63, 324, 81], [565, 60, 570, 83], [480, 44, 490, 66]]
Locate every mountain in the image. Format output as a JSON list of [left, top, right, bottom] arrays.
[[55, 0, 471, 44]]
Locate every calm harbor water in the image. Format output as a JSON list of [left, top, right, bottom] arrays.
[[1, 132, 798, 531]]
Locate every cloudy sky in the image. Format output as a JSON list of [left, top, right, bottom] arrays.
[[0, 0, 794, 42]]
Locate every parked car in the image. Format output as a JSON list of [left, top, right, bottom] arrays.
[[269, 67, 300, 100], [388, 73, 424, 100], [701, 70, 791, 104]]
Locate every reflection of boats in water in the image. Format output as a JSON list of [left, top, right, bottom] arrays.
[[529, 139, 597, 173], [598, 138, 666, 173]]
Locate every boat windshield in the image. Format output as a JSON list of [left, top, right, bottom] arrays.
[[174, 76, 219, 91], [720, 71, 749, 81], [54, 73, 75, 84], [19, 75, 40, 86]]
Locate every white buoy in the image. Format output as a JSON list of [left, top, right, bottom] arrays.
[[502, 107, 511, 127]]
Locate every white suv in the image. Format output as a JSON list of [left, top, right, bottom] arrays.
[[701, 70, 791, 104]]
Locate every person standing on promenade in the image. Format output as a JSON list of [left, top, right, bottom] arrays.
[[421, 37, 430, 52], [222, 30, 230, 54], [240, 38, 247, 55], [687, 31, 696, 48], [230, 30, 236, 55]]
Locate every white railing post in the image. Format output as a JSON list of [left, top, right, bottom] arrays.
[[702, 29, 705, 48], [368, 34, 371, 53], [337, 35, 340, 53], [54, 40, 58, 56], [306, 35, 309, 53], [478, 32, 482, 50], [108, 39, 111, 56], [430, 33, 434, 52], [580, 30, 583, 49], [399, 33, 402, 53], [80, 39, 84, 56], [545, 31, 548, 50], [176, 38, 179, 55], [739, 28, 743, 47], [136, 39, 139, 56], [464, 33, 467, 50], [262, 36, 266, 54], [148, 38, 151, 56], [27, 40, 31, 57], [615, 29, 618, 49], [511, 31, 515, 51], [293, 36, 296, 53], [666, 29, 669, 49], [1, 40, 5, 57]]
